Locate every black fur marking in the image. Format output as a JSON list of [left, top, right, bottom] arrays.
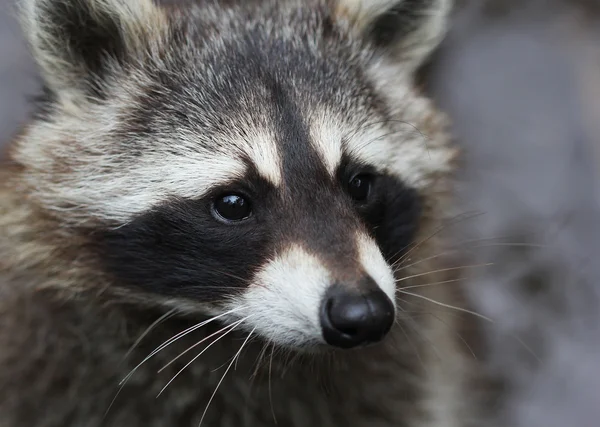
[[369, 177, 422, 264], [370, 0, 436, 47], [97, 154, 420, 303], [96, 169, 277, 302], [337, 155, 422, 265], [41, 0, 128, 98]]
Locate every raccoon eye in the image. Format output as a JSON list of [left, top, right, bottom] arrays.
[[348, 174, 373, 202], [212, 194, 252, 222]]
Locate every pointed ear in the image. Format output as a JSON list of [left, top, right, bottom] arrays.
[[336, 0, 453, 72], [20, 0, 168, 99]]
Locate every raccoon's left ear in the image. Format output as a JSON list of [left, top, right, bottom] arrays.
[[20, 0, 168, 100], [336, 0, 453, 72]]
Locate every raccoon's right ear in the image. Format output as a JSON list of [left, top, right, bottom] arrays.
[[20, 0, 168, 100], [335, 0, 453, 72]]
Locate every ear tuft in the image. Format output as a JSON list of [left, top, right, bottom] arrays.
[[336, 0, 453, 70], [20, 0, 167, 99]]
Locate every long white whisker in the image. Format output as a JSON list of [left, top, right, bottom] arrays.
[[158, 320, 244, 374], [398, 278, 463, 291], [268, 343, 278, 425], [250, 342, 270, 380], [105, 306, 248, 419], [394, 317, 426, 373], [403, 315, 442, 361], [122, 307, 180, 363], [157, 316, 251, 397], [394, 263, 493, 282], [390, 211, 485, 267], [426, 312, 478, 360], [395, 241, 544, 273], [119, 306, 247, 386], [198, 327, 257, 427], [396, 290, 494, 323]]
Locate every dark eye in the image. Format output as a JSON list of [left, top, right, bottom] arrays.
[[212, 194, 252, 222], [348, 174, 373, 202]]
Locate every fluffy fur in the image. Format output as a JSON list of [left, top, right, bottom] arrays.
[[0, 1, 480, 426]]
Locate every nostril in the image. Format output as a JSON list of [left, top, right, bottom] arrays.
[[324, 299, 360, 336], [321, 286, 395, 349], [338, 326, 359, 336]]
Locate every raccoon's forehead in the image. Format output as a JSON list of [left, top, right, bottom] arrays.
[[23, 9, 444, 224], [114, 31, 395, 184]]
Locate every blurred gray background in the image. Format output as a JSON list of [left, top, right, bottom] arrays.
[[0, 0, 37, 145], [427, 3, 600, 426], [1, 0, 599, 426]]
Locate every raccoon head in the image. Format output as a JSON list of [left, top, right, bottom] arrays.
[[15, 0, 455, 350]]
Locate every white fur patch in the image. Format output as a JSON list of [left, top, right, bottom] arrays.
[[343, 114, 454, 190], [356, 232, 396, 303], [225, 245, 331, 347], [243, 130, 283, 186], [309, 109, 344, 175], [16, 112, 248, 223]]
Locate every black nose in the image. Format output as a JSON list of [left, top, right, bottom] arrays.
[[320, 286, 395, 349]]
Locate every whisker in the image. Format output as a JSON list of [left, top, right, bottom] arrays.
[[390, 211, 485, 267], [108, 306, 232, 419], [394, 316, 426, 373], [396, 296, 424, 308], [198, 327, 257, 427], [268, 343, 278, 425], [105, 306, 248, 419], [463, 242, 546, 250], [122, 307, 180, 363], [394, 236, 526, 271], [403, 315, 442, 361], [235, 334, 260, 371], [426, 313, 478, 360], [243, 340, 271, 422], [157, 316, 250, 397], [398, 278, 464, 291], [396, 290, 494, 323], [394, 263, 493, 282], [394, 241, 546, 279], [158, 320, 244, 374], [513, 335, 541, 362], [250, 341, 271, 380], [119, 305, 248, 386]]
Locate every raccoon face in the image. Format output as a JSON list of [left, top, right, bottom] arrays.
[[17, 0, 455, 350]]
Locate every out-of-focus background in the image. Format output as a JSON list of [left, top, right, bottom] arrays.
[[426, 2, 600, 426], [1, 0, 599, 426]]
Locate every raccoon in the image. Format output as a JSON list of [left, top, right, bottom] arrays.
[[0, 0, 473, 426]]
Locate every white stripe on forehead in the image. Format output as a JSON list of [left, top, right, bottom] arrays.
[[307, 109, 453, 187], [308, 110, 344, 175], [343, 120, 454, 189], [21, 114, 283, 223], [240, 129, 283, 186], [23, 144, 247, 223]]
